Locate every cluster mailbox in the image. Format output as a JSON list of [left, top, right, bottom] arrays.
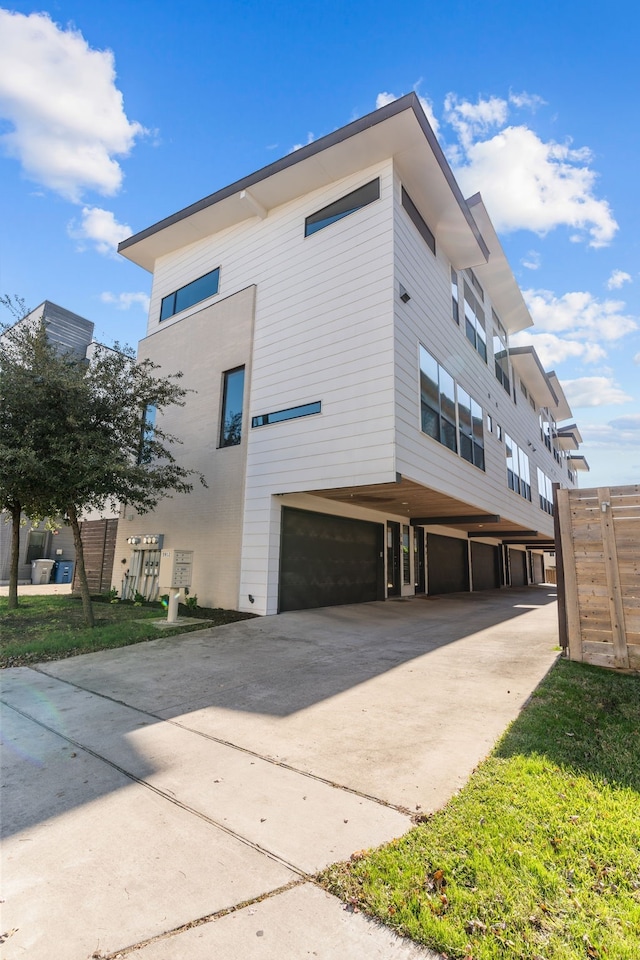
[[159, 549, 194, 621], [159, 549, 193, 590]]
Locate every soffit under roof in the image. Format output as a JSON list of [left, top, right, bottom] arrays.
[[547, 372, 573, 422], [556, 432, 580, 451], [568, 455, 590, 471], [118, 94, 489, 273], [557, 422, 583, 445], [509, 346, 559, 411], [465, 194, 533, 336]]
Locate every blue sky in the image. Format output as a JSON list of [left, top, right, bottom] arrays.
[[0, 0, 638, 486]]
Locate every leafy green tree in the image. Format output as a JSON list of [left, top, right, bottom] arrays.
[[1, 312, 203, 625]]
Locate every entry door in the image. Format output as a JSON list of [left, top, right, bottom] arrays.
[[387, 521, 401, 596], [414, 527, 426, 593]]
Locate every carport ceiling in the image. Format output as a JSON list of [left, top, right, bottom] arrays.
[[307, 478, 554, 544]]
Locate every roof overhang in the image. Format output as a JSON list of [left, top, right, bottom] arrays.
[[118, 94, 489, 273], [465, 194, 533, 336], [568, 455, 590, 472], [509, 346, 559, 410], [546, 372, 573, 422], [557, 422, 583, 451]]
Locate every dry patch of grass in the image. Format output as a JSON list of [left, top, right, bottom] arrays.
[[320, 661, 640, 960]]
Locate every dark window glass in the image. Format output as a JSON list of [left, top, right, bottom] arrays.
[[252, 401, 321, 427], [25, 529, 48, 564], [139, 403, 157, 464], [401, 187, 436, 254], [305, 179, 380, 236], [160, 268, 220, 322], [220, 367, 245, 447], [451, 269, 459, 325]]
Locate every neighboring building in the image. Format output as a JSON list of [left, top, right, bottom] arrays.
[[114, 94, 588, 616], [0, 301, 118, 588]]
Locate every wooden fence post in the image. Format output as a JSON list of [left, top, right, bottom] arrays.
[[556, 487, 583, 662]]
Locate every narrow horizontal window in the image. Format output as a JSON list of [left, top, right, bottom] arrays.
[[252, 400, 321, 428], [401, 187, 435, 255], [305, 180, 379, 236], [160, 267, 220, 321]]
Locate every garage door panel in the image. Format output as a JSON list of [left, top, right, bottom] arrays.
[[280, 508, 384, 612], [426, 533, 469, 595], [509, 549, 527, 587], [471, 542, 500, 591]]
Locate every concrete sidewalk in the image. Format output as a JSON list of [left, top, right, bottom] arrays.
[[1, 587, 559, 958]]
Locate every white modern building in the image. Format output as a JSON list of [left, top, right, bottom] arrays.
[[114, 94, 587, 615]]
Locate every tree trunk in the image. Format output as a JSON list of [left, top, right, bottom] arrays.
[[7, 501, 21, 610], [67, 504, 94, 627]]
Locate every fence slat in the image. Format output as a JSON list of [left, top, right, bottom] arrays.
[[598, 487, 630, 669], [557, 487, 583, 661]]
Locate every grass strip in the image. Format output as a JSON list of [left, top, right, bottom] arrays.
[[319, 660, 640, 960], [0, 595, 254, 668]]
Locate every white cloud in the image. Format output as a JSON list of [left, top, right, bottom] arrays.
[[376, 91, 397, 109], [581, 417, 640, 448], [508, 91, 547, 111], [510, 331, 606, 367], [560, 376, 633, 408], [0, 9, 145, 201], [437, 92, 618, 248], [100, 291, 150, 312], [68, 206, 131, 256], [521, 250, 541, 270], [523, 289, 638, 342], [607, 269, 632, 290], [444, 94, 508, 150], [608, 414, 640, 431], [635, 353, 640, 364]]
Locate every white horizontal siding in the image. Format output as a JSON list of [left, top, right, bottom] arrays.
[[391, 168, 564, 537]]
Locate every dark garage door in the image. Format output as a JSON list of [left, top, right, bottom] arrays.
[[471, 541, 500, 590], [509, 548, 528, 587], [427, 533, 470, 594], [279, 507, 384, 612]]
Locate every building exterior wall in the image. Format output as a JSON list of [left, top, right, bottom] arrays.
[[391, 168, 570, 539], [114, 98, 585, 616], [111, 286, 255, 609]]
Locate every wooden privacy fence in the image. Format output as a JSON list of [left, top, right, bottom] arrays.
[[555, 484, 639, 672]]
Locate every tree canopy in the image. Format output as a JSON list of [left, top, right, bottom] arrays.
[[1, 313, 203, 621]]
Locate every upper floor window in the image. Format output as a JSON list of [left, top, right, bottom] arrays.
[[537, 467, 554, 514], [463, 281, 487, 362], [401, 187, 436, 255], [305, 179, 380, 237], [252, 400, 321, 427], [492, 312, 511, 395], [419, 345, 485, 470], [160, 267, 220, 321], [469, 269, 484, 302], [457, 387, 485, 470], [138, 403, 157, 463], [220, 367, 245, 447], [505, 434, 531, 501], [451, 269, 459, 325]]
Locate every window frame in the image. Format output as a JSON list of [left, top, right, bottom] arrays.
[[219, 366, 245, 448], [401, 187, 436, 255], [304, 179, 380, 237], [160, 267, 220, 322]]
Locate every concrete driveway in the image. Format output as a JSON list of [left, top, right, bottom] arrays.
[[1, 587, 560, 959]]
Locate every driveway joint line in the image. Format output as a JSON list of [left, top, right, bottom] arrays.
[[93, 879, 309, 959], [1, 697, 309, 878], [29, 664, 413, 816]]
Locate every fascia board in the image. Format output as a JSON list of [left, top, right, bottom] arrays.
[[118, 94, 488, 272], [465, 194, 533, 336]]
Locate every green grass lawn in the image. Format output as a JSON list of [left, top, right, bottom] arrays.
[[0, 594, 255, 668], [320, 660, 640, 960]]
